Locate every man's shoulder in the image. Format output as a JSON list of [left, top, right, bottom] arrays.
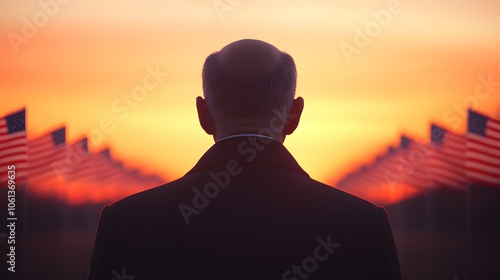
[[108, 176, 188, 210], [303, 177, 383, 212]]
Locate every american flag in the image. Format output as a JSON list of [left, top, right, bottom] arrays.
[[466, 110, 500, 186], [114, 167, 158, 189], [113, 164, 140, 188], [335, 171, 356, 189], [336, 170, 363, 192], [428, 124, 467, 189], [143, 173, 164, 188], [337, 151, 410, 205], [0, 109, 28, 185], [27, 127, 66, 184], [336, 147, 402, 191], [90, 149, 148, 199], [110, 166, 162, 196], [349, 166, 378, 189], [92, 149, 124, 186], [335, 148, 398, 199], [373, 147, 404, 187], [67, 148, 126, 186], [398, 136, 432, 189], [53, 138, 91, 183]]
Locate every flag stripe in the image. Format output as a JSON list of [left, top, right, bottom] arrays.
[[467, 134, 500, 150], [466, 110, 500, 187]]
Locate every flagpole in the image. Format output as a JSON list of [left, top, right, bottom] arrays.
[[464, 108, 474, 280], [21, 178, 28, 280], [464, 180, 472, 280], [60, 176, 72, 280], [425, 186, 434, 280]]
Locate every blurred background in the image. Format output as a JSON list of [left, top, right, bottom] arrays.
[[1, 0, 499, 279]]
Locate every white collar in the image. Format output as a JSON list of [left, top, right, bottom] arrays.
[[217, 133, 275, 143]]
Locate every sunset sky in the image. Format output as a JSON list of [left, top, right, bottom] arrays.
[[1, 0, 499, 203]]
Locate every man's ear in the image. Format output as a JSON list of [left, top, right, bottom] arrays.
[[196, 96, 216, 135], [283, 97, 304, 135]]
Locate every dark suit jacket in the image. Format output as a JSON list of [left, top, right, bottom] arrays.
[[88, 137, 402, 280]]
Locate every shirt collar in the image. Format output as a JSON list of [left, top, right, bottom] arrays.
[[217, 133, 275, 143]]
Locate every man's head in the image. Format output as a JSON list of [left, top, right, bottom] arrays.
[[197, 39, 304, 143]]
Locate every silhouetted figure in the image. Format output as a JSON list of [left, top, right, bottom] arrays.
[[88, 39, 402, 280]]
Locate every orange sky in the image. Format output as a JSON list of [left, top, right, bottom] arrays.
[[1, 0, 500, 203]]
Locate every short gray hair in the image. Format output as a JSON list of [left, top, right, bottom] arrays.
[[202, 52, 297, 120]]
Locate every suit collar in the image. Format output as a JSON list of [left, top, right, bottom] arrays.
[[186, 136, 309, 177]]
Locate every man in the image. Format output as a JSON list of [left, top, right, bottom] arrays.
[[88, 39, 402, 280]]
